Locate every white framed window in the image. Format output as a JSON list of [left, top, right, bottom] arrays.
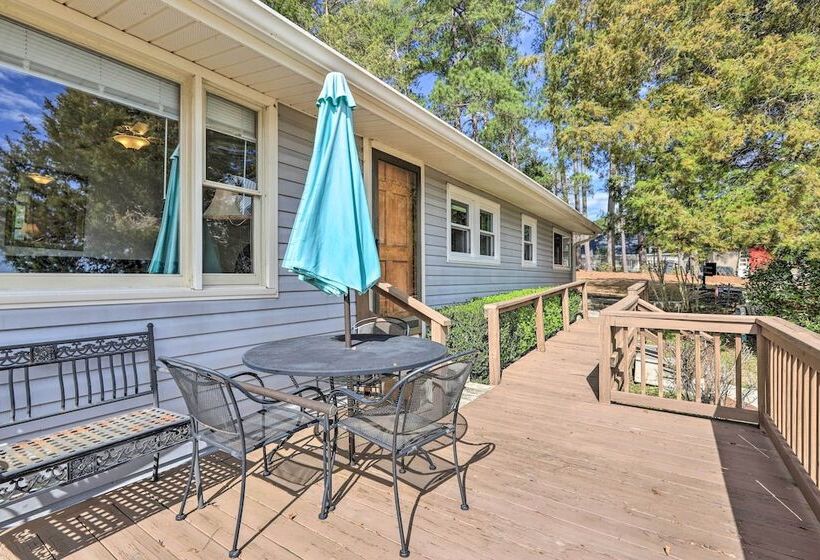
[[0, 17, 280, 306], [202, 93, 261, 284], [521, 214, 537, 267], [446, 184, 500, 265], [0, 17, 182, 290], [553, 229, 571, 269]]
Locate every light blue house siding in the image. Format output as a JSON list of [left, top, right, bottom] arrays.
[[423, 168, 573, 307]]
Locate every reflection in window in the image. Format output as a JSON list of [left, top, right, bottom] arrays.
[[554, 231, 570, 268], [479, 209, 495, 257], [522, 215, 536, 265], [0, 69, 179, 273], [450, 199, 470, 254], [203, 94, 257, 274]]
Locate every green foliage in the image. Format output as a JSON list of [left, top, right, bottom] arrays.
[[746, 253, 820, 333], [437, 287, 581, 383]]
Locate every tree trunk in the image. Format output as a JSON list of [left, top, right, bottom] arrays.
[[620, 229, 628, 272], [606, 159, 617, 270]]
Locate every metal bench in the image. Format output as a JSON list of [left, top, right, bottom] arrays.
[[0, 324, 190, 506]]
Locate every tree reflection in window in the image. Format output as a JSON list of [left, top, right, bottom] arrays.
[[0, 72, 179, 273]]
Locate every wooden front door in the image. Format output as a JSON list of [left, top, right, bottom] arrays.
[[376, 157, 417, 317]]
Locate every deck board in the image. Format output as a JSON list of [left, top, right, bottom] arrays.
[[3, 317, 819, 559]]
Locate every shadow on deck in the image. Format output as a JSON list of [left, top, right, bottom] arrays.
[[2, 317, 819, 559]]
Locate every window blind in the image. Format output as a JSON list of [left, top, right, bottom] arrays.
[[206, 94, 257, 142], [0, 17, 179, 119]]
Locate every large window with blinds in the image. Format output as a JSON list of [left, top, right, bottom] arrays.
[[0, 18, 180, 274]]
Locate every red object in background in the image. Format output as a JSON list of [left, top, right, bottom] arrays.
[[749, 246, 773, 271]]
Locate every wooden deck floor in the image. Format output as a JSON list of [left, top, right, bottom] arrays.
[[3, 318, 819, 560]]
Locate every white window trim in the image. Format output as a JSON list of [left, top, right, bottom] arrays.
[[446, 184, 501, 266], [521, 214, 537, 267], [553, 228, 572, 270], [0, 22, 281, 308]]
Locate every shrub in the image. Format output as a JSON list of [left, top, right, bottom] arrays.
[[437, 287, 581, 383], [746, 252, 820, 333]]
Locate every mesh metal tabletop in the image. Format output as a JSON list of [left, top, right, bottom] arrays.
[[242, 334, 447, 377]]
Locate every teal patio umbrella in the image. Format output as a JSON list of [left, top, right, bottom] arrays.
[[282, 72, 381, 347]]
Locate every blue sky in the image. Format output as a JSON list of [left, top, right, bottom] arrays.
[[0, 68, 64, 148]]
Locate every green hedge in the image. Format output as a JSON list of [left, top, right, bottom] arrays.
[[437, 287, 581, 383]]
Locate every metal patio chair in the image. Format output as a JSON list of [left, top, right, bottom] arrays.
[[350, 316, 411, 394], [352, 316, 411, 336], [160, 358, 337, 558], [328, 350, 477, 557]]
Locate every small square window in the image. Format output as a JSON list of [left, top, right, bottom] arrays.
[[451, 228, 470, 254]]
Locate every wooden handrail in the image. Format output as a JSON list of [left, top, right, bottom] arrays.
[[371, 282, 451, 344], [598, 291, 820, 523], [483, 280, 588, 385]]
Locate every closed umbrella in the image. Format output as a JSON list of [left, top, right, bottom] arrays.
[[282, 72, 381, 347], [149, 146, 180, 274]]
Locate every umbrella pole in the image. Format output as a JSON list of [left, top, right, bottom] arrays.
[[343, 289, 352, 348]]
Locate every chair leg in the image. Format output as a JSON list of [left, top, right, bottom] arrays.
[[261, 443, 271, 476], [319, 418, 333, 519], [152, 452, 160, 482], [391, 451, 410, 557], [229, 456, 248, 558], [176, 442, 196, 521], [193, 439, 205, 510], [451, 432, 468, 511]]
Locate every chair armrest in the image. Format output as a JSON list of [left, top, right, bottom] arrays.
[[236, 381, 337, 417], [230, 371, 265, 386]]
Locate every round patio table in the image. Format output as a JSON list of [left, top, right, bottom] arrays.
[[242, 333, 447, 465], [242, 333, 447, 377]]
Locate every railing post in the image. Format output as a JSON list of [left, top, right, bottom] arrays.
[[486, 305, 502, 385], [758, 333, 769, 418], [562, 288, 570, 331], [535, 296, 545, 352], [431, 322, 447, 345], [598, 313, 613, 404], [581, 282, 589, 319]]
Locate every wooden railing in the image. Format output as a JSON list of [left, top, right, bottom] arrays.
[[370, 282, 452, 344], [598, 293, 820, 520], [484, 280, 589, 385], [757, 316, 820, 520]]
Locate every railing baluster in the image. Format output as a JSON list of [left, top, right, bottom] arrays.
[[714, 333, 721, 405], [109, 355, 117, 398], [802, 362, 810, 468], [131, 351, 140, 393], [71, 359, 80, 407], [97, 356, 105, 400], [120, 353, 128, 396], [675, 334, 682, 400], [640, 329, 647, 395], [695, 334, 703, 403], [657, 331, 665, 399], [734, 335, 742, 408], [84, 358, 92, 404], [57, 361, 66, 410], [23, 365, 31, 419], [812, 367, 819, 485], [8, 368, 15, 422]]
